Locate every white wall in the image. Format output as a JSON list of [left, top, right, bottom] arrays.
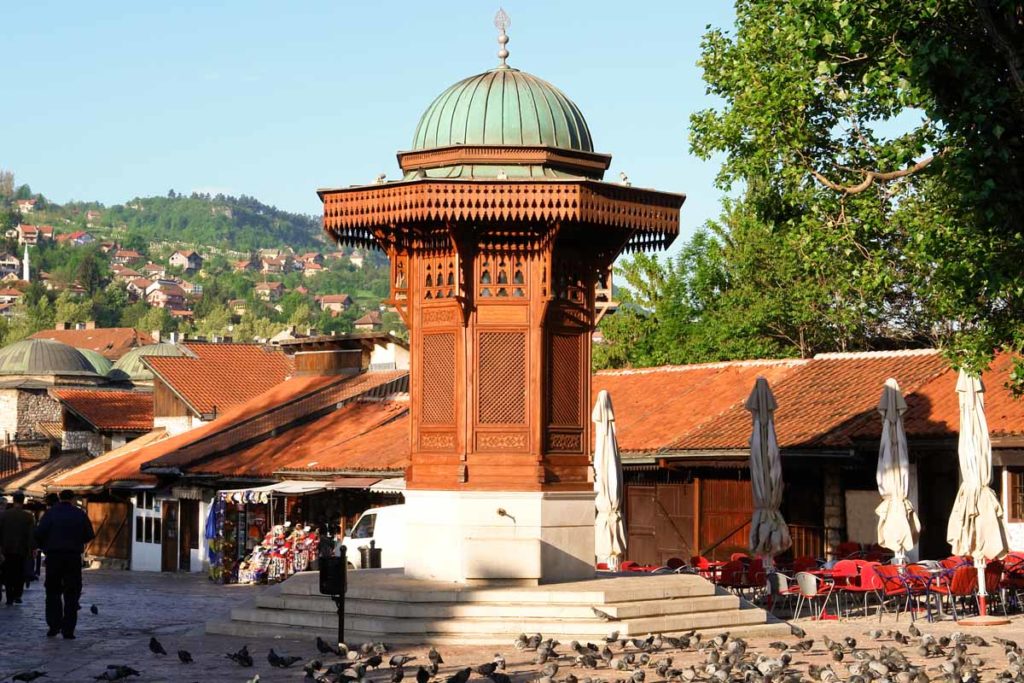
[[154, 415, 198, 436], [130, 497, 162, 572], [0, 390, 17, 440]]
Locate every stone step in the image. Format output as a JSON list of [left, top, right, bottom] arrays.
[[254, 592, 740, 620], [228, 603, 771, 638], [279, 571, 718, 604], [206, 617, 792, 645]]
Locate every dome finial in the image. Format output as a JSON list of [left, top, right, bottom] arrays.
[[494, 8, 511, 67]]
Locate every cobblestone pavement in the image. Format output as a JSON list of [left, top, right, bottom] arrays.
[[1, 569, 1022, 683]]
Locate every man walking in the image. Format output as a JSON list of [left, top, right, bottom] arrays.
[[35, 490, 94, 639], [0, 491, 35, 606]]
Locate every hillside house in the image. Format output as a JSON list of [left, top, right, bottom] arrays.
[[0, 288, 23, 305], [0, 253, 20, 277], [127, 278, 152, 299], [228, 299, 247, 316], [254, 281, 284, 301], [112, 249, 143, 265], [17, 224, 39, 245], [15, 198, 36, 213], [146, 282, 187, 310], [140, 263, 166, 278], [354, 310, 382, 331], [113, 267, 142, 282], [85, 210, 102, 225], [303, 262, 324, 277], [260, 256, 288, 274], [317, 293, 352, 314], [169, 250, 203, 272], [299, 252, 324, 266], [178, 279, 203, 296], [56, 230, 94, 246], [348, 251, 364, 268]]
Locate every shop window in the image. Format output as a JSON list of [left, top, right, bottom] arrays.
[[135, 517, 143, 542], [144, 517, 152, 543], [153, 518, 161, 543], [1009, 469, 1024, 522]]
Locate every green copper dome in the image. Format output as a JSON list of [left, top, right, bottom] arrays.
[[411, 67, 593, 153], [0, 339, 98, 377], [76, 348, 113, 376], [109, 343, 186, 382]]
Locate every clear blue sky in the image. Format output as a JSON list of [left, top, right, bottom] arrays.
[[2, 1, 734, 249]]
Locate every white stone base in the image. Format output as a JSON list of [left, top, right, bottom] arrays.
[[403, 489, 596, 585]]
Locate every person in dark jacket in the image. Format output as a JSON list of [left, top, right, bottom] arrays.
[[0, 491, 35, 605], [34, 489, 94, 638]]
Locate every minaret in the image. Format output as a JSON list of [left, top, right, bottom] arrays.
[[22, 243, 29, 282]]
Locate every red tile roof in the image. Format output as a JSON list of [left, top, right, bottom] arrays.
[[50, 429, 168, 489], [198, 400, 410, 478], [139, 369, 408, 474], [677, 350, 949, 451], [30, 327, 155, 360], [143, 343, 294, 416], [50, 389, 153, 432], [592, 359, 806, 453]]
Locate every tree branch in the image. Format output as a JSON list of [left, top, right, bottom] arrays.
[[809, 151, 944, 194]]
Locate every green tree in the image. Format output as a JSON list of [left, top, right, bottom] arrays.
[[688, 0, 1024, 377], [54, 290, 93, 324], [136, 307, 176, 336]]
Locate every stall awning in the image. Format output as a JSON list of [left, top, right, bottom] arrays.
[[217, 478, 385, 504], [370, 477, 405, 494]]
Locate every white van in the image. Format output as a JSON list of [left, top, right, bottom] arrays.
[[341, 504, 406, 569]]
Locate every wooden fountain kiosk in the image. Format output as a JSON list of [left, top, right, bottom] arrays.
[[318, 17, 684, 584]]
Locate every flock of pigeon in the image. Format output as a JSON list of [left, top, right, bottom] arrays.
[[6, 621, 1024, 683]]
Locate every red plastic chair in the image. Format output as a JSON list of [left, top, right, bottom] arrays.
[[793, 572, 836, 620], [666, 557, 686, 570], [984, 560, 1006, 616], [873, 564, 913, 621], [839, 561, 881, 617], [730, 552, 750, 563]]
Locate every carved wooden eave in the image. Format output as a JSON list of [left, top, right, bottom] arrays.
[[317, 179, 684, 254]]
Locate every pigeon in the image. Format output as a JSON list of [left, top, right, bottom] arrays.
[[392, 655, 417, 668], [476, 662, 498, 677], [489, 674, 512, 683], [392, 666, 406, 683], [90, 604, 99, 615], [429, 648, 445, 668], [227, 645, 254, 667], [149, 637, 167, 655], [541, 662, 560, 678], [93, 667, 140, 682], [245, 676, 261, 683], [416, 666, 431, 683], [268, 648, 302, 668], [366, 655, 384, 669], [493, 654, 506, 671], [304, 660, 324, 677], [592, 607, 617, 621], [318, 637, 339, 655], [791, 624, 806, 638], [12, 673, 47, 682], [177, 650, 193, 664], [446, 668, 472, 683]]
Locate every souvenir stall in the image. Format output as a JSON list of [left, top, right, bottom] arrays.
[[204, 479, 405, 584]]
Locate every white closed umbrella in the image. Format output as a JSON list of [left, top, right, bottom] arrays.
[[746, 377, 791, 561], [946, 370, 1009, 617], [593, 390, 626, 571], [875, 378, 920, 563]]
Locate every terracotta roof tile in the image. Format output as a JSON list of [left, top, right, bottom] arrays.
[[50, 429, 169, 489], [30, 327, 154, 360], [197, 400, 410, 478], [0, 452, 92, 497], [143, 343, 293, 416], [51, 389, 153, 432], [675, 350, 949, 451], [139, 370, 408, 474], [592, 359, 806, 453]]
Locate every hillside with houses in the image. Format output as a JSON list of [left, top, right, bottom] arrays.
[[0, 173, 402, 346]]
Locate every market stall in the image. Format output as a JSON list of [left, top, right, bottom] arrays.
[[205, 479, 402, 584]]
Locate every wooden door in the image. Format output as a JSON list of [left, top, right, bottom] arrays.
[[625, 485, 657, 564], [160, 501, 178, 572], [178, 500, 199, 572], [699, 476, 753, 560], [85, 501, 131, 561]]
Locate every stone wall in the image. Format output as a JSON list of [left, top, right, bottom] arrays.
[[62, 430, 103, 456], [823, 464, 845, 560], [16, 390, 61, 435], [0, 390, 17, 440]]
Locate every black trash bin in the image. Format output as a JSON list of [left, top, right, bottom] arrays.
[[359, 540, 382, 569]]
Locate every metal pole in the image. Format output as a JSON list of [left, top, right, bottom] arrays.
[[334, 593, 345, 647]]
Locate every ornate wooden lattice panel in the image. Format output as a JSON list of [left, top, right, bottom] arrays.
[[548, 332, 582, 426], [420, 333, 456, 424], [423, 253, 457, 300], [477, 332, 527, 425], [478, 254, 528, 299]]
